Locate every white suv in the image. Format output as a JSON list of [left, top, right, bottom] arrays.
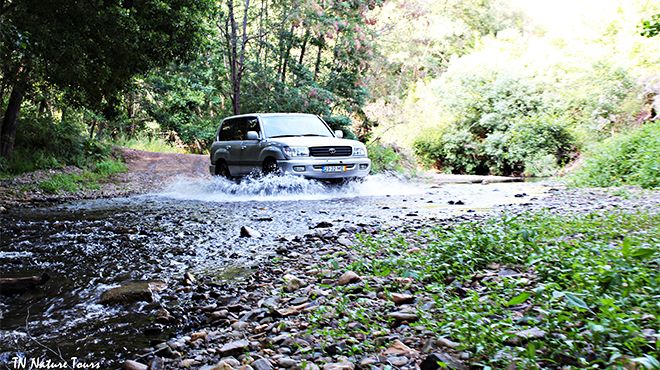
[[209, 113, 371, 180]]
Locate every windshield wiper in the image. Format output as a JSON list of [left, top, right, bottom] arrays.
[[269, 134, 301, 138], [300, 134, 327, 137]]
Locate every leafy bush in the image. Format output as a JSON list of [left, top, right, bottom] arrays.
[[367, 142, 415, 174], [0, 115, 111, 174], [116, 134, 183, 154], [570, 121, 659, 189], [414, 115, 575, 176]]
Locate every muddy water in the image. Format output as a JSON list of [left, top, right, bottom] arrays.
[[0, 175, 551, 367]]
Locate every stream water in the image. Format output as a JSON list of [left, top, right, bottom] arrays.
[[0, 174, 550, 367]]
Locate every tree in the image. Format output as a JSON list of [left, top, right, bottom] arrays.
[[0, 0, 213, 158], [640, 14, 660, 37]]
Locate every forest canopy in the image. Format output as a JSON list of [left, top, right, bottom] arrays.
[[0, 0, 658, 180]]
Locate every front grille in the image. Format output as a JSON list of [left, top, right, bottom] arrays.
[[309, 146, 352, 157]]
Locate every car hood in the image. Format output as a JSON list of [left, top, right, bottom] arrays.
[[267, 136, 363, 147]]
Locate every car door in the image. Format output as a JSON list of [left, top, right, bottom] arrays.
[[218, 118, 244, 176], [239, 116, 263, 174]]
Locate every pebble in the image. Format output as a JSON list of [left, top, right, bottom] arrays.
[[251, 358, 273, 370], [337, 271, 360, 285]]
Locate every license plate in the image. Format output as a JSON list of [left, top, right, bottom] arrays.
[[322, 165, 346, 173]]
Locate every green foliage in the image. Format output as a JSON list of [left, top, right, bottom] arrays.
[[349, 211, 659, 367], [0, 114, 111, 174], [116, 134, 183, 154], [640, 14, 660, 37], [570, 121, 659, 189], [367, 143, 410, 174], [38, 159, 127, 194]]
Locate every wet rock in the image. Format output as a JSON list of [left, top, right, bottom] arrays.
[[0, 273, 50, 295], [124, 360, 148, 370], [420, 353, 466, 370], [387, 311, 418, 322], [314, 221, 333, 228], [390, 293, 414, 305], [240, 226, 262, 238], [0, 206, 6, 213], [147, 357, 164, 370], [183, 272, 196, 285], [337, 271, 360, 285], [190, 331, 208, 342], [219, 339, 250, 355], [100, 280, 167, 305], [283, 274, 305, 292], [251, 358, 274, 370], [155, 308, 175, 324]]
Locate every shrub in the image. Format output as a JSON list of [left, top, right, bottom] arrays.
[[570, 121, 659, 189], [367, 142, 416, 174]]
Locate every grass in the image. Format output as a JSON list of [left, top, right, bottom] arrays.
[[570, 121, 659, 189], [116, 134, 184, 154], [38, 159, 128, 193], [308, 211, 659, 368]]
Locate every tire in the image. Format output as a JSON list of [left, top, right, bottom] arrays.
[[262, 158, 281, 175], [216, 160, 231, 179]]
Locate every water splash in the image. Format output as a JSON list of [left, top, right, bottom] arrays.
[[156, 173, 424, 202]]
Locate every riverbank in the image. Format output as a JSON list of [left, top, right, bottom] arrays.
[[116, 186, 659, 370]]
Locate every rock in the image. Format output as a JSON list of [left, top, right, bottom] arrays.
[[283, 274, 305, 292], [183, 272, 196, 285], [509, 327, 546, 343], [322, 361, 354, 370], [278, 357, 296, 368], [221, 358, 241, 367], [0, 206, 6, 213], [100, 280, 166, 305], [155, 308, 175, 324], [436, 337, 460, 349], [390, 293, 414, 305], [124, 360, 148, 370], [0, 273, 50, 295], [240, 226, 262, 238], [387, 356, 409, 366], [147, 357, 164, 370], [211, 361, 235, 370], [383, 339, 418, 357], [336, 237, 352, 246], [190, 331, 207, 342], [420, 353, 466, 370], [359, 357, 379, 367], [219, 339, 250, 355], [337, 271, 360, 285], [387, 311, 418, 322], [251, 358, 273, 370], [314, 221, 333, 228], [180, 359, 199, 368]]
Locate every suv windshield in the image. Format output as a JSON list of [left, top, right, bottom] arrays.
[[261, 115, 333, 138]]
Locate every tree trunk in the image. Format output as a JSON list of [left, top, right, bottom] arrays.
[[299, 30, 310, 66], [0, 82, 26, 159], [281, 25, 295, 84], [314, 37, 324, 82]]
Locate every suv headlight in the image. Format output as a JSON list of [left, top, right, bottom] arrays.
[[284, 146, 309, 157], [352, 146, 367, 156]]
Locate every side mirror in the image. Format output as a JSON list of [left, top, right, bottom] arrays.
[[334, 130, 344, 138], [246, 131, 260, 140]]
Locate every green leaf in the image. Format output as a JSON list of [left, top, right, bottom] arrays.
[[565, 292, 589, 310], [629, 247, 656, 259], [506, 292, 531, 306]]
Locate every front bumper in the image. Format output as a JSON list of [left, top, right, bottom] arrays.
[[278, 157, 371, 179]]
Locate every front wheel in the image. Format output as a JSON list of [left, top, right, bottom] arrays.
[[262, 158, 281, 176], [216, 161, 231, 179]]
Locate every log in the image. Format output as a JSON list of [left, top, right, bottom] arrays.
[[0, 273, 50, 294]]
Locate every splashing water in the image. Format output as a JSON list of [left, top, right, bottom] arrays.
[[157, 173, 424, 202]]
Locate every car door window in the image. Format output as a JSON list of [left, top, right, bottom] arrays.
[[219, 119, 241, 141], [244, 117, 260, 139]]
